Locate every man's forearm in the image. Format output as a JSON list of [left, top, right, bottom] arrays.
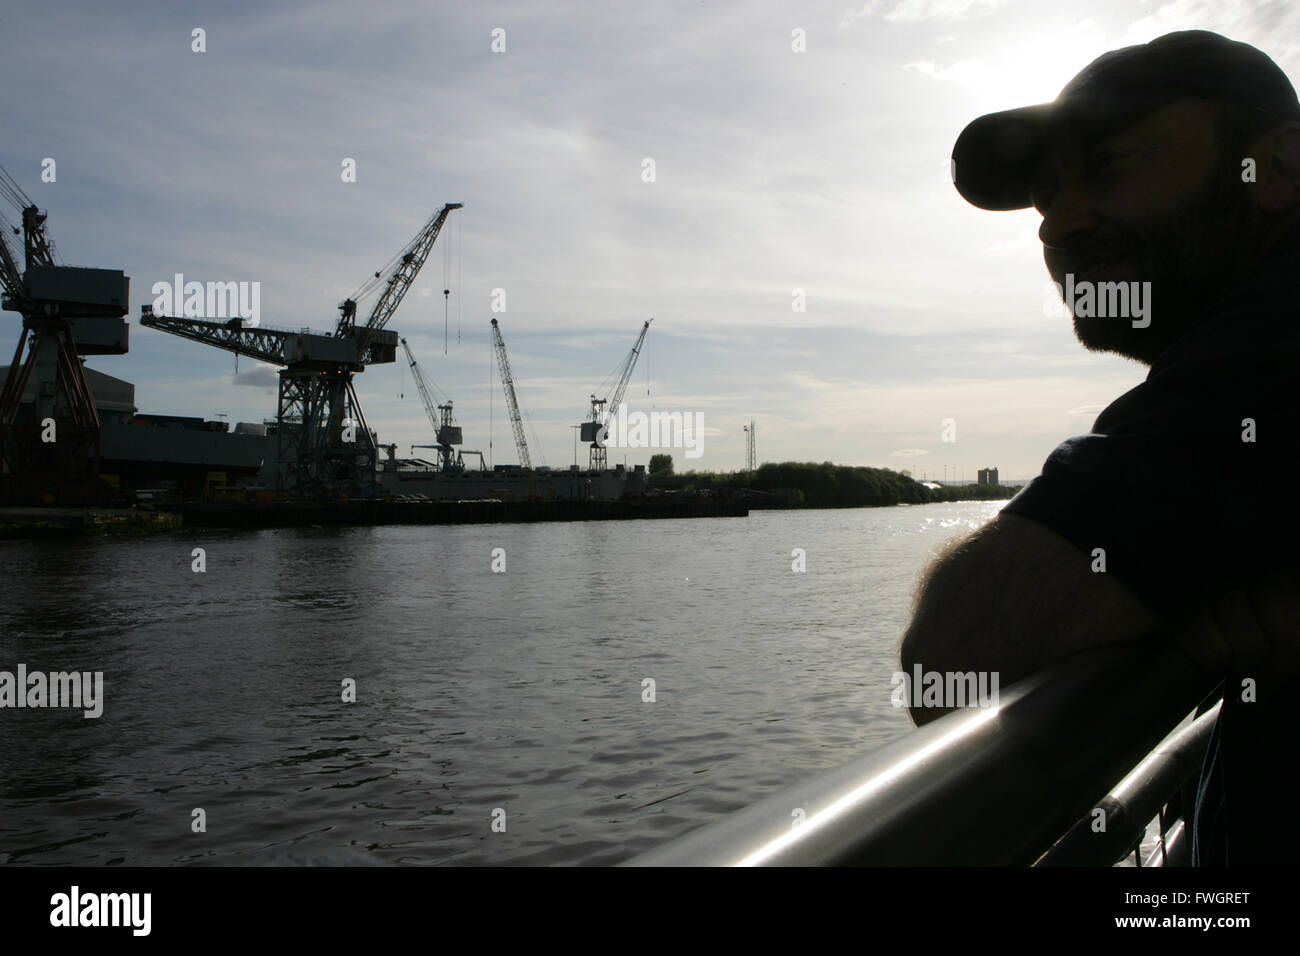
[[899, 513, 1162, 724]]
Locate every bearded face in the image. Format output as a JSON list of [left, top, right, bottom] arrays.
[[1035, 99, 1269, 364]]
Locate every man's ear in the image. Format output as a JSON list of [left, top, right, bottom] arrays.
[[1252, 121, 1300, 216]]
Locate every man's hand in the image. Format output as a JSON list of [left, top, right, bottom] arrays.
[[1176, 570, 1300, 683]]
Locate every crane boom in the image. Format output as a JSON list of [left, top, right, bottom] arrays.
[[0, 222, 23, 303], [401, 337, 442, 436], [400, 338, 463, 472], [605, 319, 651, 423], [339, 202, 463, 347], [0, 165, 55, 268], [583, 319, 652, 470], [139, 311, 293, 365], [489, 317, 531, 470]]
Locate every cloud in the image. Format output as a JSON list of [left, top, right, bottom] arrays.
[[5, 1, 1157, 479], [884, 0, 1012, 24], [839, 2, 884, 29], [1066, 403, 1105, 417], [233, 364, 280, 391], [902, 58, 989, 83], [1120, 0, 1300, 69], [840, 0, 1009, 28], [988, 226, 1040, 255]]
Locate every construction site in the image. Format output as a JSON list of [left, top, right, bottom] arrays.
[[0, 169, 743, 525]]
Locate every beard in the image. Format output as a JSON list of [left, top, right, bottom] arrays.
[[1045, 151, 1266, 365]]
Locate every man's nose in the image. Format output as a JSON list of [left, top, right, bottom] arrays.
[[1038, 179, 1099, 248]]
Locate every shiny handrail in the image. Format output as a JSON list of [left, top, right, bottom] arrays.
[[1035, 702, 1219, 866], [623, 636, 1217, 866]]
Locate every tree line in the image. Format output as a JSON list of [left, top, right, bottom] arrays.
[[646, 458, 1019, 508]]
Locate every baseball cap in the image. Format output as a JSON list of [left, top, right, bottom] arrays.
[[952, 30, 1300, 211]]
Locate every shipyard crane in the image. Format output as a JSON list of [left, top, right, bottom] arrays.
[[580, 319, 651, 471], [400, 337, 463, 472], [140, 202, 462, 494], [0, 165, 129, 494], [489, 317, 531, 470]]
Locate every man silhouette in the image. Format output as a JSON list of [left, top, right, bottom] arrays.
[[901, 30, 1300, 865]]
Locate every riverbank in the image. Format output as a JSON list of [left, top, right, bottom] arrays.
[[177, 497, 748, 528], [648, 461, 1021, 509], [0, 498, 747, 535], [0, 506, 182, 538]]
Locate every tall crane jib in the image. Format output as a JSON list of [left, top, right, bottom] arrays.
[[581, 319, 651, 471], [138, 202, 462, 497], [0, 164, 130, 501], [489, 318, 531, 471]]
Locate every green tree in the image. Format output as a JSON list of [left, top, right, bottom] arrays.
[[649, 453, 674, 476]]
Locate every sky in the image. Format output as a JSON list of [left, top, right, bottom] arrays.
[[3, 0, 1297, 480]]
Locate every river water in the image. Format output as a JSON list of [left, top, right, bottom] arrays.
[[0, 501, 1001, 865]]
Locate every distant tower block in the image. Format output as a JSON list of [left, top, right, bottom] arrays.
[[743, 420, 756, 473], [977, 467, 999, 485]]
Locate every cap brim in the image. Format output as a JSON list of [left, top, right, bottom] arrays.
[[951, 90, 1178, 211], [952, 104, 1054, 211]]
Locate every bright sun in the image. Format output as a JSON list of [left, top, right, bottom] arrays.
[[970, 22, 1112, 112]]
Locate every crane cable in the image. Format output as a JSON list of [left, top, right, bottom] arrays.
[[457, 214, 462, 345], [443, 215, 452, 354], [345, 215, 429, 308], [0, 165, 33, 212]]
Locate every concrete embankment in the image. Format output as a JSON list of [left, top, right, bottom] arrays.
[[0, 506, 183, 538], [177, 497, 748, 528]]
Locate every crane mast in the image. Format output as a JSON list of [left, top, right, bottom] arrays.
[[285, 200, 461, 493], [582, 319, 651, 471], [489, 318, 530, 470], [0, 165, 129, 496]]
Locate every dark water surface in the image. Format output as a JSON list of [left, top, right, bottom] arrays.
[[0, 502, 999, 865]]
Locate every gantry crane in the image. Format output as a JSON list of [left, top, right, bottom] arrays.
[[141, 202, 462, 494], [0, 165, 129, 496], [489, 317, 530, 470], [400, 337, 463, 472], [580, 319, 651, 471]]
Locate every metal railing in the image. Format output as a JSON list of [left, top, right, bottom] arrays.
[[624, 634, 1220, 866], [1037, 702, 1218, 866]]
